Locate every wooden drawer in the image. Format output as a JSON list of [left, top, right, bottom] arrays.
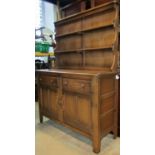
[[62, 78, 91, 95], [39, 76, 58, 88]]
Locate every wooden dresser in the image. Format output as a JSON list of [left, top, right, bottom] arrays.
[[37, 1, 119, 153]]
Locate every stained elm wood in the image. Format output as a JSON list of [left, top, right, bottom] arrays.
[[118, 79, 120, 136], [101, 110, 114, 133], [55, 2, 119, 72], [100, 76, 117, 139], [56, 19, 81, 36], [83, 28, 116, 49], [91, 76, 101, 153], [91, 0, 119, 8], [101, 78, 114, 93], [95, 0, 113, 6], [84, 50, 114, 68], [82, 9, 116, 31], [56, 35, 82, 51], [101, 94, 114, 114], [62, 78, 91, 95], [38, 76, 59, 120], [37, 70, 118, 153], [63, 92, 92, 134], [56, 52, 83, 67], [55, 0, 118, 24], [113, 78, 119, 138], [37, 1, 119, 153], [61, 0, 86, 18], [38, 86, 43, 123]]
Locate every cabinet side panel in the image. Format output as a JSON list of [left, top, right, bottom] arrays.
[[101, 78, 114, 93], [100, 77, 115, 137]]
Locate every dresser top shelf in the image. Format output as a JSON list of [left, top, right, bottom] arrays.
[[55, 0, 119, 24]]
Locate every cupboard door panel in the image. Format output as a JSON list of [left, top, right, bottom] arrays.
[[63, 92, 92, 134], [39, 85, 59, 120], [63, 93, 77, 125], [49, 90, 59, 120], [76, 95, 92, 129], [39, 75, 59, 119], [41, 87, 49, 115]]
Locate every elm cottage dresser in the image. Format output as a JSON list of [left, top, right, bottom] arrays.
[[36, 1, 119, 153]]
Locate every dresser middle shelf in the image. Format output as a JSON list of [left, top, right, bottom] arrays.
[[55, 23, 115, 38], [54, 45, 114, 53]]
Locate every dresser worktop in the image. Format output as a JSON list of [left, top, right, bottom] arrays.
[[36, 69, 116, 77]]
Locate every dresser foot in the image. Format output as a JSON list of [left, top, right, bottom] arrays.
[[113, 128, 118, 139], [92, 139, 101, 154], [113, 134, 117, 139], [39, 114, 43, 123], [93, 147, 100, 154]]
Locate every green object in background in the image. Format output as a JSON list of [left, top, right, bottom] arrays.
[[35, 41, 50, 53]]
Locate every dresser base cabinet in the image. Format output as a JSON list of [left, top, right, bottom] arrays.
[[37, 69, 118, 153]]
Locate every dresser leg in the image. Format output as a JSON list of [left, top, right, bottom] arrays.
[[113, 127, 118, 139], [92, 77, 101, 153], [92, 138, 101, 153], [113, 133, 117, 139], [39, 114, 43, 123]]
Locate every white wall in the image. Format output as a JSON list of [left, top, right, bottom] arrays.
[[42, 1, 57, 53], [43, 1, 57, 33]]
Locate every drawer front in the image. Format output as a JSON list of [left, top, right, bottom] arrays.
[[62, 78, 91, 94], [39, 76, 58, 88]]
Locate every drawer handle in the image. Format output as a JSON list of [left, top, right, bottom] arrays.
[[39, 78, 42, 81], [81, 83, 85, 88], [58, 97, 63, 106], [51, 80, 54, 84], [51, 81, 57, 87], [64, 81, 68, 86], [52, 83, 55, 86]]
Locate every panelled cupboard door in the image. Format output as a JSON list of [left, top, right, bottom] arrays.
[[39, 86, 49, 114], [49, 89, 59, 120], [39, 86, 59, 120], [63, 92, 92, 134]]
